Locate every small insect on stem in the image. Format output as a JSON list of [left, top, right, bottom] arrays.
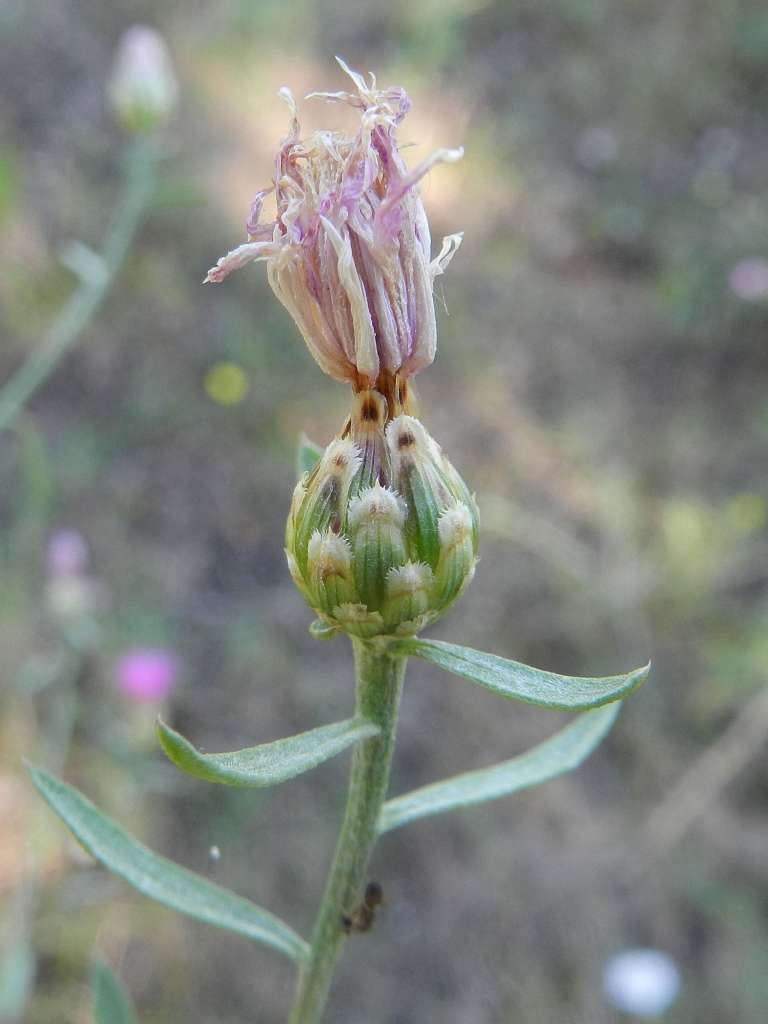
[[341, 881, 384, 935]]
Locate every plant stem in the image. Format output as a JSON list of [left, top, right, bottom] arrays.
[[0, 137, 155, 433], [3, 659, 82, 1022], [288, 639, 406, 1024]]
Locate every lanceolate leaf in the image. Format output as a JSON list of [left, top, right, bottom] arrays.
[[379, 702, 620, 834], [27, 766, 309, 964], [297, 433, 323, 477], [91, 960, 139, 1024], [390, 638, 650, 710], [157, 717, 379, 787], [0, 941, 35, 1020]]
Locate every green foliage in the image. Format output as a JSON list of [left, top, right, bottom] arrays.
[[0, 138, 156, 432], [378, 702, 620, 834], [286, 400, 479, 640], [0, 147, 19, 227], [91, 960, 139, 1024], [157, 716, 379, 787], [390, 638, 650, 710], [297, 433, 323, 477], [27, 765, 309, 964], [0, 941, 35, 1020]]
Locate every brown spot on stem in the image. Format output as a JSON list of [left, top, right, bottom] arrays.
[[364, 881, 383, 907], [360, 398, 380, 422]]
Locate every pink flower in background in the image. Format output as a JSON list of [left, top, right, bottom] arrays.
[[47, 529, 89, 577], [115, 647, 179, 702], [728, 258, 768, 300]]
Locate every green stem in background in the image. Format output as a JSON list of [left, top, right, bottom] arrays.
[[1, 660, 82, 1021], [0, 138, 156, 433], [288, 640, 406, 1024]]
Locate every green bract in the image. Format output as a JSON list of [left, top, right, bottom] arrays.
[[91, 960, 139, 1024], [286, 390, 479, 639]]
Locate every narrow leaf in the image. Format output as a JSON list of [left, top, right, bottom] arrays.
[[379, 702, 620, 834], [297, 433, 323, 476], [91, 960, 138, 1024], [0, 941, 35, 1019], [157, 716, 378, 787], [27, 765, 309, 964], [392, 638, 650, 710]]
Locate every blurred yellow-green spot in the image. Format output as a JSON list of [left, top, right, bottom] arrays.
[[204, 361, 249, 406], [0, 149, 20, 227], [661, 499, 708, 556], [724, 493, 767, 534]]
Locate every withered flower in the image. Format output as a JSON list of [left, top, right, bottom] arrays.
[[205, 59, 462, 404]]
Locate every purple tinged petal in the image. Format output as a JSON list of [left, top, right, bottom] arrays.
[[204, 240, 279, 283], [267, 259, 356, 383], [320, 216, 379, 380], [206, 61, 463, 386], [401, 251, 437, 377], [245, 186, 274, 236], [374, 146, 464, 249]]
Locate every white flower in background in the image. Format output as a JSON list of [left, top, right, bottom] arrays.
[[602, 948, 681, 1018]]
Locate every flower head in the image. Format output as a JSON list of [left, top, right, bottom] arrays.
[[206, 58, 463, 400], [285, 393, 478, 639]]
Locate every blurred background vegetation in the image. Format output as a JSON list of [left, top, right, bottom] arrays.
[[2, 0, 768, 1021]]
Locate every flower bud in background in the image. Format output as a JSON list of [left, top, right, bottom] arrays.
[[115, 647, 179, 702], [45, 528, 99, 628], [108, 25, 178, 135], [286, 392, 478, 639], [206, 58, 463, 407]]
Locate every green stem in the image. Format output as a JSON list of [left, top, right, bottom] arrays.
[[288, 639, 406, 1024], [0, 138, 156, 432], [3, 660, 82, 1022]]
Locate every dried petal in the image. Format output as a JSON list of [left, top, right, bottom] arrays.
[[206, 59, 463, 391]]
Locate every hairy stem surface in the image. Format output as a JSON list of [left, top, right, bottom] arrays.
[[288, 639, 405, 1024]]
